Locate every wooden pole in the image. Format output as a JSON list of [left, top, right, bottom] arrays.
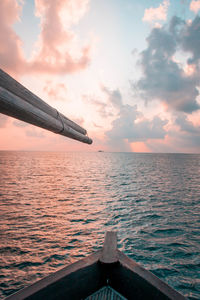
[[0, 69, 92, 144], [100, 231, 118, 264]]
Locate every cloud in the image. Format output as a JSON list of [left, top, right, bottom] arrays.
[[179, 16, 200, 64], [101, 86, 123, 109], [190, 0, 200, 13], [43, 81, 67, 101], [29, 0, 91, 74], [107, 111, 168, 142], [145, 113, 200, 153], [13, 120, 28, 127], [169, 115, 200, 150], [93, 122, 103, 129], [103, 88, 168, 149], [136, 16, 200, 113], [0, 0, 91, 76], [26, 128, 45, 138], [0, 0, 25, 76], [175, 114, 200, 134], [142, 0, 170, 24], [82, 93, 113, 119], [0, 114, 8, 128]]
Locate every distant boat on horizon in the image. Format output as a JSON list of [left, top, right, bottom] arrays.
[[98, 150, 104, 152]]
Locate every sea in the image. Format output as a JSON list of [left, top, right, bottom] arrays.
[[0, 151, 199, 299]]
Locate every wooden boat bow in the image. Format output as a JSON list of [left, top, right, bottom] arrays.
[[6, 231, 186, 300]]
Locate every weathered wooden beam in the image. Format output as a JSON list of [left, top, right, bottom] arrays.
[[100, 231, 119, 264], [0, 68, 93, 144], [0, 87, 92, 144], [0, 69, 86, 135]]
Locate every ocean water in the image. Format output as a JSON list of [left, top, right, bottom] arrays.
[[0, 151, 199, 299]]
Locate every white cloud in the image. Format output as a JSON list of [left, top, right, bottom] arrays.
[[190, 0, 200, 14], [142, 0, 170, 24], [0, 0, 91, 76]]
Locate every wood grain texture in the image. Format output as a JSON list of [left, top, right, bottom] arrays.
[[0, 68, 93, 144], [0, 69, 86, 135], [100, 231, 119, 264]]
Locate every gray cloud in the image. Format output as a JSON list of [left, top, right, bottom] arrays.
[[136, 16, 200, 113], [82, 94, 113, 119], [159, 113, 200, 152], [93, 122, 103, 129], [104, 88, 168, 148], [101, 86, 123, 109], [169, 130, 200, 149], [179, 16, 200, 64], [107, 112, 168, 142], [26, 128, 45, 138], [175, 114, 200, 134], [13, 120, 28, 127], [93, 99, 113, 118]]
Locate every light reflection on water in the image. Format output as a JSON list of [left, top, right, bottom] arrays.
[[0, 151, 200, 299]]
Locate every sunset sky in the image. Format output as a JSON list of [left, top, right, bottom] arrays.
[[0, 0, 200, 152]]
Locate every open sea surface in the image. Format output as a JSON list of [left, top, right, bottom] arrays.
[[0, 151, 199, 299]]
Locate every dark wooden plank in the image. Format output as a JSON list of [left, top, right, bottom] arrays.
[[117, 251, 186, 300], [100, 231, 119, 264], [6, 251, 102, 300]]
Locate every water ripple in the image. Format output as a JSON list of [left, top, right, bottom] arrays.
[[0, 152, 199, 299]]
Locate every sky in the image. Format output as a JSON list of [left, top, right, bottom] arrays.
[[0, 0, 200, 153]]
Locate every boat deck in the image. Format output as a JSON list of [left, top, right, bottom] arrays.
[[85, 286, 127, 300]]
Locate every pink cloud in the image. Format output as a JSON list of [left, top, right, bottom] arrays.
[[0, 0, 91, 76], [29, 0, 91, 74], [0, 0, 25, 77], [190, 0, 200, 13], [43, 81, 67, 100], [143, 0, 170, 24], [0, 114, 8, 128]]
